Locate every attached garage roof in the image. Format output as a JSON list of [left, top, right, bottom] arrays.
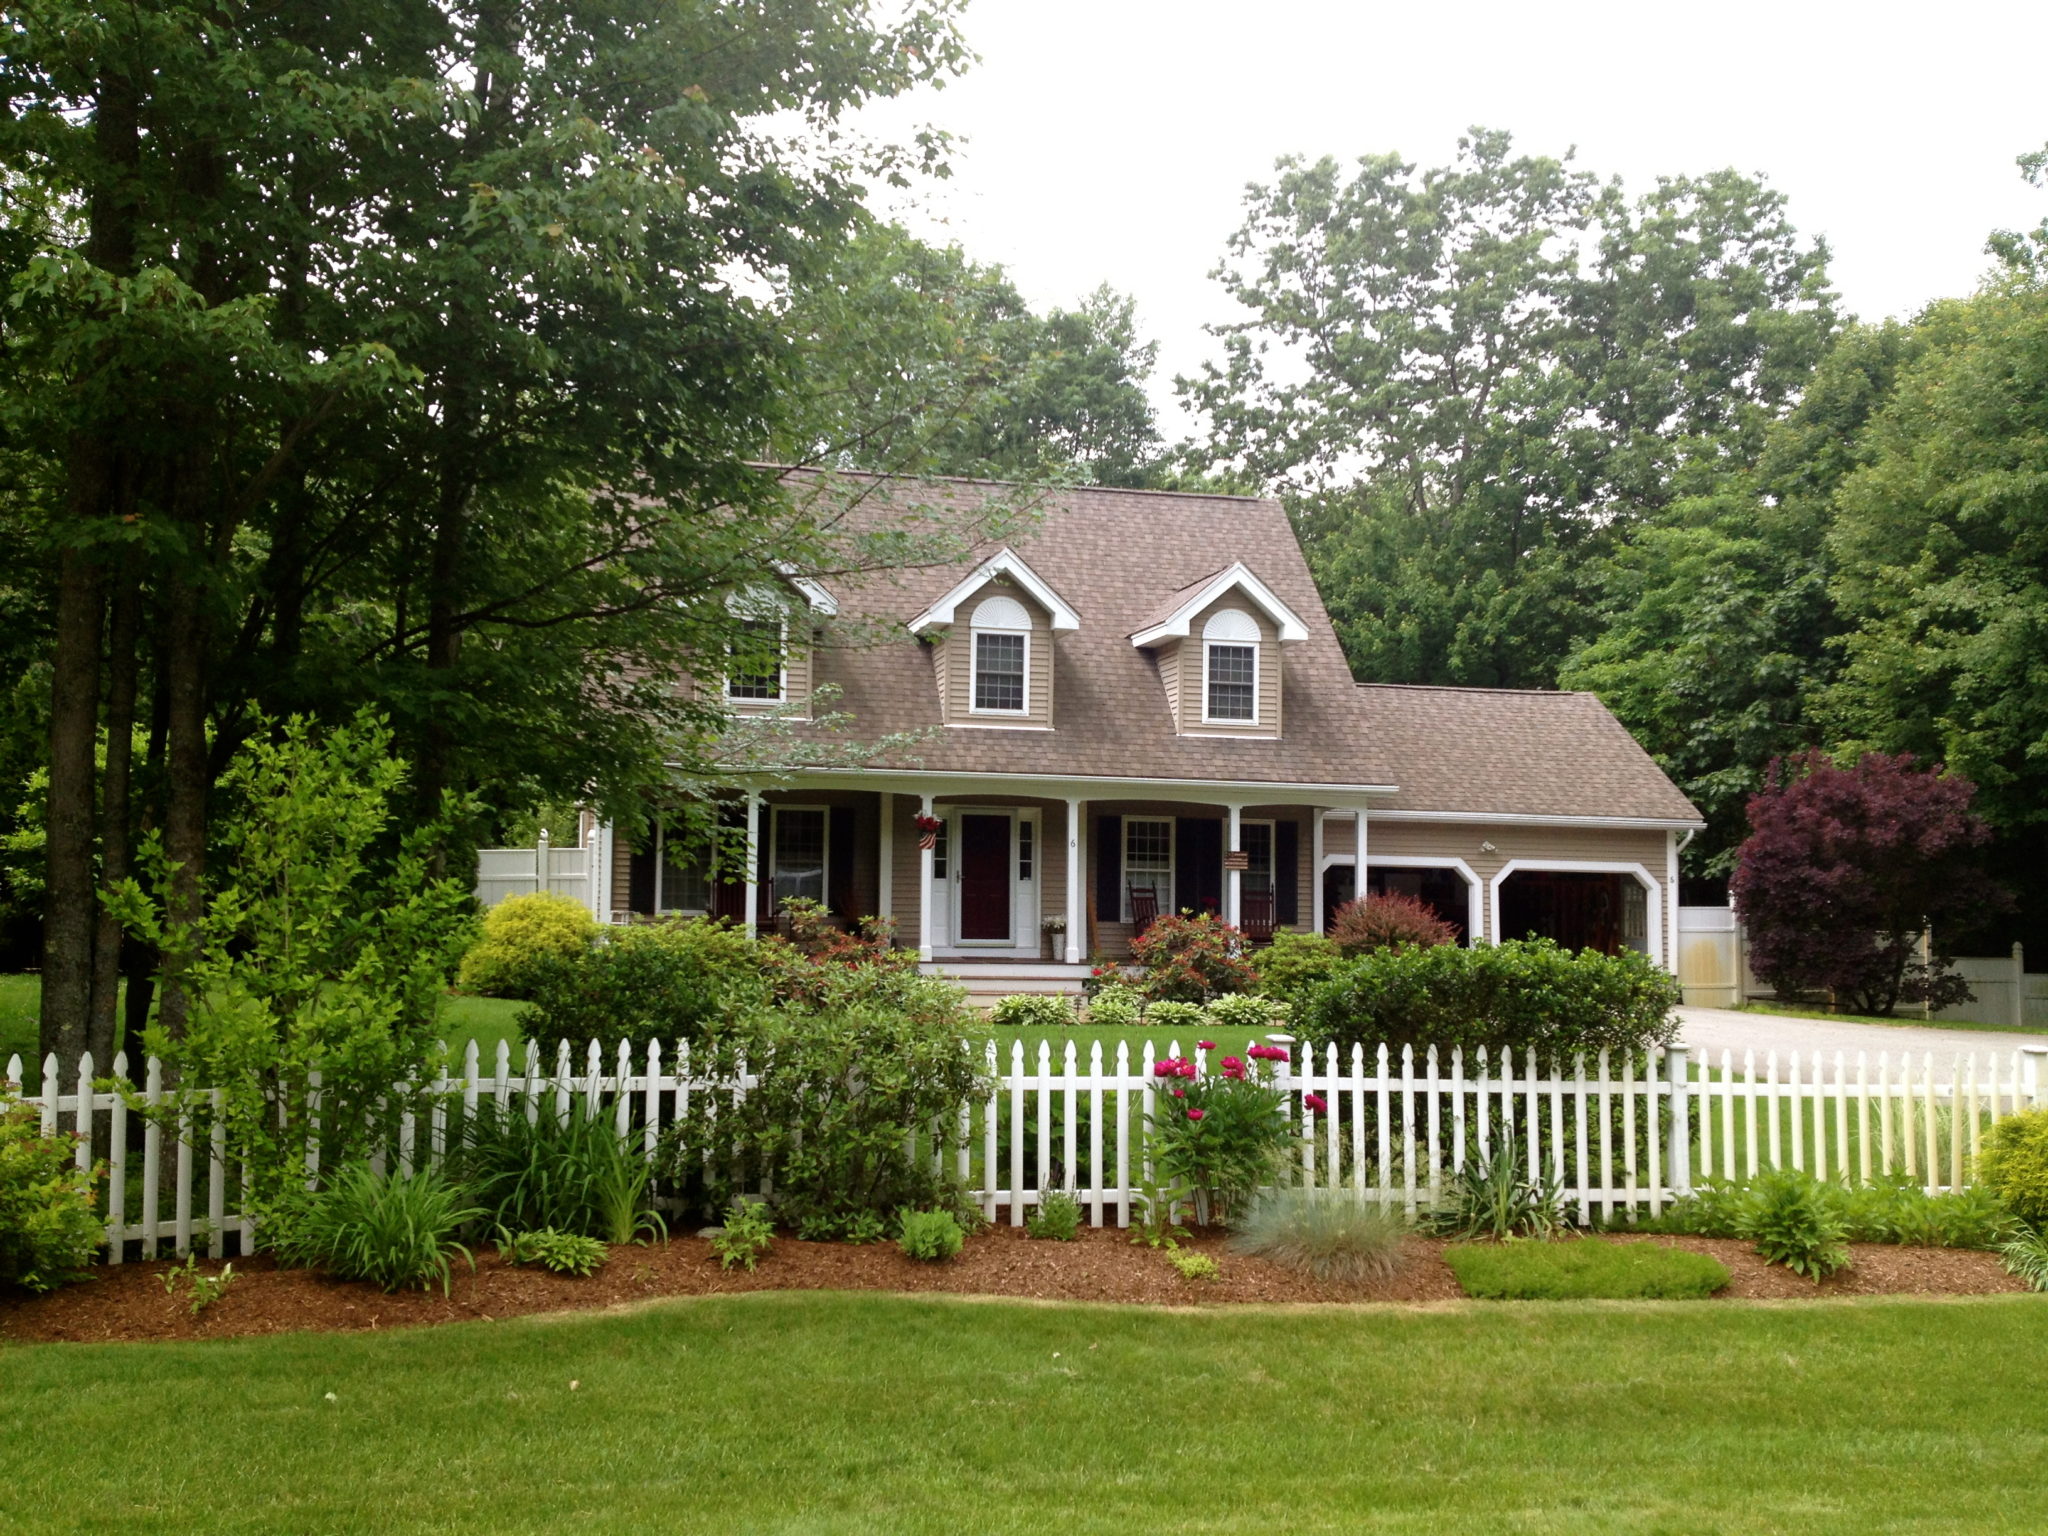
[[1358, 684, 1703, 825]]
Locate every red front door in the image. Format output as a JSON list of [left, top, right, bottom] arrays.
[[958, 813, 1012, 942]]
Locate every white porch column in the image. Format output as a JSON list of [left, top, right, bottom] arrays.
[[917, 792, 935, 962], [1225, 802, 1242, 929], [585, 823, 605, 924], [877, 793, 895, 922], [743, 791, 763, 939], [1309, 808, 1325, 933], [1064, 797, 1086, 964]]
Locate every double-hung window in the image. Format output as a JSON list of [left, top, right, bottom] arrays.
[[1124, 817, 1174, 921], [973, 631, 1026, 712], [771, 807, 826, 907], [1200, 607, 1261, 724], [726, 617, 785, 702]]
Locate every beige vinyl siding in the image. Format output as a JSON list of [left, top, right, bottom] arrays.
[[1364, 818, 1673, 965], [1175, 594, 1282, 737], [946, 580, 1054, 728], [1156, 641, 1183, 728], [1322, 813, 1356, 859], [610, 830, 633, 918]]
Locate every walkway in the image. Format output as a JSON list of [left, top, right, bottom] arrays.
[[1677, 1005, 2048, 1076]]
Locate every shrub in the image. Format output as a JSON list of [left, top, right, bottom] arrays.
[[1743, 1169, 1849, 1280], [0, 1105, 102, 1294], [1130, 913, 1258, 1002], [1230, 1189, 1406, 1284], [1976, 1107, 2048, 1226], [270, 1166, 481, 1294], [1026, 1189, 1082, 1242], [518, 919, 774, 1053], [989, 994, 1076, 1030], [1144, 1000, 1204, 1036], [660, 1000, 990, 1234], [1329, 893, 1457, 955], [458, 892, 600, 999], [1301, 938, 1681, 1062], [2000, 1228, 2048, 1292], [1083, 983, 1144, 1029], [456, 1101, 665, 1245], [898, 1208, 964, 1262], [500, 1229, 609, 1276], [1171, 1250, 1219, 1281], [1146, 1045, 1295, 1226], [709, 1200, 776, 1272], [1423, 1141, 1565, 1241], [1445, 1239, 1729, 1300], [1251, 930, 1341, 1015], [1202, 992, 1291, 1037]]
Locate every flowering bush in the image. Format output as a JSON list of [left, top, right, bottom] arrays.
[[1329, 893, 1458, 955], [1129, 913, 1259, 1002], [1146, 1044, 1295, 1226]]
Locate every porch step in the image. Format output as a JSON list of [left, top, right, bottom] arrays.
[[921, 961, 1091, 1004]]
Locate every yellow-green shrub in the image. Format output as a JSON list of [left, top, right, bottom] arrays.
[[1977, 1107, 2048, 1225], [458, 892, 600, 998]]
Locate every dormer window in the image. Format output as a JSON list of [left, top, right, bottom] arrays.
[[970, 595, 1031, 714], [1202, 608, 1260, 723], [725, 616, 785, 702]]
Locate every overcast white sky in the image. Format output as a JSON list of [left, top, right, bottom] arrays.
[[857, 0, 2048, 437]]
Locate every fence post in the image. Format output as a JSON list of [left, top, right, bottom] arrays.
[[2023, 1047, 2047, 1111], [2013, 943, 2027, 1031], [1665, 1045, 1692, 1198]]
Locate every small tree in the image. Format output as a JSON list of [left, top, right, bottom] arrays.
[[1329, 893, 1458, 955], [1129, 913, 1259, 1002], [1730, 752, 2005, 1015], [108, 714, 476, 1213]]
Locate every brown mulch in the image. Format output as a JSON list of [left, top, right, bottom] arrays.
[[1, 1223, 2031, 1345]]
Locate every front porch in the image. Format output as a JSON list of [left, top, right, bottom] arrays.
[[601, 776, 1379, 972]]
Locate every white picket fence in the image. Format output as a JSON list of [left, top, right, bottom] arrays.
[[9, 1038, 2047, 1260]]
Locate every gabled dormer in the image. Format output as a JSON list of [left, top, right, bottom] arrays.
[[1129, 562, 1308, 738], [720, 567, 837, 720], [908, 548, 1081, 731]]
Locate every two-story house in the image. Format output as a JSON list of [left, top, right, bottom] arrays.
[[582, 471, 1703, 996]]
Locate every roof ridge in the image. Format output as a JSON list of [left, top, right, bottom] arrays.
[[1358, 682, 1597, 699], [766, 463, 1270, 504]]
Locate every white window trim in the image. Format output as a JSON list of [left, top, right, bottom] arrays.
[[650, 819, 712, 916], [769, 803, 831, 909], [1201, 639, 1260, 726], [968, 627, 1032, 716], [724, 616, 788, 705], [1122, 815, 1175, 923]]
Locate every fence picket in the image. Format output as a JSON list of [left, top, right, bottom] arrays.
[[173, 1101, 194, 1258], [1115, 1041, 1132, 1228], [1449, 1046, 1466, 1180], [107, 1051, 129, 1263], [1596, 1049, 1613, 1225], [1035, 1040, 1052, 1217], [207, 1088, 227, 1259], [1088, 1042, 1104, 1225], [141, 1058, 162, 1259], [1922, 1054, 1939, 1196], [983, 1041, 1000, 1226], [1645, 1046, 1663, 1218], [1062, 1039, 1078, 1203], [1424, 1045, 1442, 1206], [1009, 1039, 1026, 1227], [1376, 1044, 1393, 1208], [1400, 1044, 1418, 1218], [1349, 1043, 1367, 1199]]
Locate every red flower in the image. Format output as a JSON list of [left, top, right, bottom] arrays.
[[1186, 1108, 1206, 1121], [1171, 1087, 1186, 1099], [1197, 1041, 1216, 1052], [1303, 1093, 1329, 1114]]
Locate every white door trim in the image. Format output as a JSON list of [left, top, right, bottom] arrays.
[[1486, 859, 1663, 970]]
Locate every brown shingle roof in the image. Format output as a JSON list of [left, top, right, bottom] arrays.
[[785, 471, 1392, 789], [1358, 684, 1703, 823]]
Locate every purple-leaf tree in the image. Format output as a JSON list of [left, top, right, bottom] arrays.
[[1730, 752, 2007, 1015]]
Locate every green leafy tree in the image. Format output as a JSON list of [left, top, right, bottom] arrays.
[[1185, 128, 1833, 687], [105, 714, 475, 1212]]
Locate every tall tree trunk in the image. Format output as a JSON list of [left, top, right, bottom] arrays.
[[89, 554, 141, 1065], [39, 525, 102, 1073], [41, 60, 142, 1072], [156, 549, 209, 1042]]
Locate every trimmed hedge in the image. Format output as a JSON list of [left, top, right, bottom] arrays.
[[1299, 938, 1681, 1061], [1445, 1238, 1729, 1300]]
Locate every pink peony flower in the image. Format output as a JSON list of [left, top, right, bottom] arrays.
[[1197, 1041, 1216, 1052], [1248, 1044, 1288, 1061], [1171, 1087, 1186, 1098], [1186, 1108, 1206, 1121], [1303, 1093, 1329, 1114]]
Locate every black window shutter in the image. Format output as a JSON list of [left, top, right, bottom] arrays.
[[828, 805, 856, 919], [1095, 814, 1121, 919], [1275, 820, 1300, 926], [628, 833, 655, 915], [757, 808, 774, 925]]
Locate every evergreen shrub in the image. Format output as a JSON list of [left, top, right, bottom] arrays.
[[458, 891, 600, 999]]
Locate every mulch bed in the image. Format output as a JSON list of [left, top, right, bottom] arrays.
[[1, 1225, 2031, 1345]]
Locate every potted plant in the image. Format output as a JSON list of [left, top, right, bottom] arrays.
[[912, 812, 943, 851], [1040, 914, 1067, 962]]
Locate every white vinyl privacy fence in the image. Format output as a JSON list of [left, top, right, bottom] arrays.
[[9, 1038, 2047, 1261]]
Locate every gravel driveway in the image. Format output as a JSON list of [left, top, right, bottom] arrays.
[[1677, 1004, 2048, 1077]]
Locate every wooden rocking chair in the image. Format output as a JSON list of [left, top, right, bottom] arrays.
[[1127, 883, 1160, 937], [1240, 889, 1276, 942]]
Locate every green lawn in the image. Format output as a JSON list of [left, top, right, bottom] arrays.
[[4, 1291, 2047, 1532]]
